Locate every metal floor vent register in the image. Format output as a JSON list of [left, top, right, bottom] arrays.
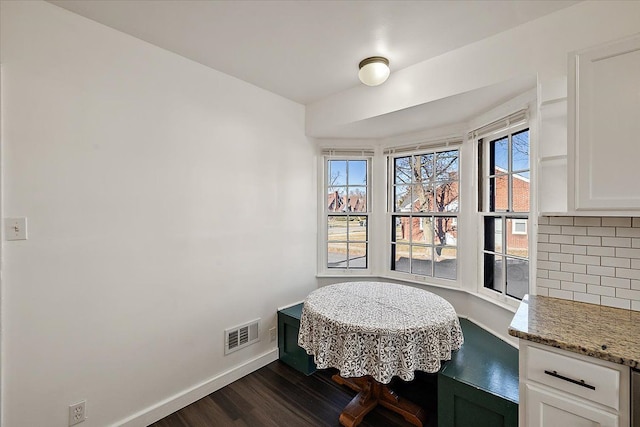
[[225, 319, 260, 354]]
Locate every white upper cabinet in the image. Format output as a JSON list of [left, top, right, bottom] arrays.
[[568, 34, 640, 211]]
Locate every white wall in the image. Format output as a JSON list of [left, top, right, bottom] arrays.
[[0, 2, 317, 426]]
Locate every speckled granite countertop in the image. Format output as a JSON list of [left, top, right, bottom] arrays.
[[508, 295, 640, 369]]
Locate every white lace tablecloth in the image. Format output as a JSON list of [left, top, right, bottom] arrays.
[[298, 282, 464, 384]]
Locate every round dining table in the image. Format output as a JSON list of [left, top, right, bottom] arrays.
[[298, 281, 464, 427]]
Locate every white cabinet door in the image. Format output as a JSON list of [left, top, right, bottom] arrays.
[[526, 384, 619, 427], [570, 34, 640, 210]]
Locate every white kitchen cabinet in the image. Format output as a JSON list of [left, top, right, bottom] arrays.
[[519, 340, 630, 427], [568, 34, 640, 211]]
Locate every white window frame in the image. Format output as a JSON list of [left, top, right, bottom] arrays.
[[478, 120, 531, 304], [386, 146, 461, 286], [318, 153, 372, 276]]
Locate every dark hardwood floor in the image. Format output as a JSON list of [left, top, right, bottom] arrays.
[[149, 361, 438, 427]]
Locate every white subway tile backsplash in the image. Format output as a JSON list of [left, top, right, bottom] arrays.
[[601, 296, 631, 310], [616, 227, 640, 238], [601, 257, 631, 268], [616, 288, 640, 301], [587, 246, 616, 257], [587, 284, 615, 296], [560, 244, 587, 255], [574, 236, 601, 246], [587, 227, 616, 237], [574, 292, 601, 304], [538, 216, 640, 312], [549, 253, 573, 263], [539, 225, 561, 234], [549, 271, 573, 281], [616, 248, 640, 259], [537, 287, 549, 296], [587, 265, 615, 277], [573, 255, 600, 266], [616, 268, 640, 280], [538, 260, 561, 271], [549, 234, 574, 244], [561, 226, 587, 236], [574, 217, 602, 227], [602, 237, 631, 247], [574, 273, 601, 285], [561, 263, 586, 274], [549, 289, 573, 299], [538, 243, 561, 253], [601, 276, 630, 289], [538, 278, 561, 289], [602, 217, 632, 227], [561, 281, 586, 293], [549, 217, 574, 226]]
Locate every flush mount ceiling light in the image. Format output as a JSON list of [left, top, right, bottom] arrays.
[[358, 56, 390, 86]]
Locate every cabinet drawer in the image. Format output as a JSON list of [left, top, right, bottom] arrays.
[[527, 346, 620, 410]]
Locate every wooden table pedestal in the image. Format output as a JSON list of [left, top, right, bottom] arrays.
[[332, 374, 427, 427]]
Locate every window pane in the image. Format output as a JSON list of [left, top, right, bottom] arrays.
[[394, 185, 411, 212], [512, 129, 530, 172], [506, 258, 528, 300], [347, 160, 367, 186], [506, 218, 528, 258], [413, 217, 432, 244], [347, 187, 367, 212], [328, 160, 347, 186], [434, 216, 456, 247], [392, 244, 410, 273], [327, 216, 347, 241], [394, 157, 412, 185], [435, 248, 457, 280], [328, 242, 348, 268], [490, 137, 508, 173], [484, 217, 503, 253], [489, 175, 509, 211], [413, 184, 432, 212], [511, 173, 529, 212], [347, 218, 367, 241], [436, 150, 459, 181], [420, 153, 434, 181], [392, 216, 410, 244], [327, 187, 346, 212], [411, 245, 433, 276], [484, 253, 504, 293], [434, 182, 459, 212], [349, 243, 367, 269]]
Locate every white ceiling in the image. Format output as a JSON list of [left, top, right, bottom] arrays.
[[49, 0, 578, 106]]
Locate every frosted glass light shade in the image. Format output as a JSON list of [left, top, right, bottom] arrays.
[[358, 57, 390, 86]]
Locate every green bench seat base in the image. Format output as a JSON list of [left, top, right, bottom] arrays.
[[437, 318, 519, 427], [277, 303, 316, 375]]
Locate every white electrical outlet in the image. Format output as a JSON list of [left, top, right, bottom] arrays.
[[269, 327, 276, 342], [69, 400, 86, 426]]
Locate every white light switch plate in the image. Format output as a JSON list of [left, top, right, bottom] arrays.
[[5, 217, 27, 240]]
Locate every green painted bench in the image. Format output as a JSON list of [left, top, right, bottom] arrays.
[[438, 318, 519, 427], [277, 303, 316, 375]]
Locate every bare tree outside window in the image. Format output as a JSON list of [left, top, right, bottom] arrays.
[[391, 149, 459, 279]]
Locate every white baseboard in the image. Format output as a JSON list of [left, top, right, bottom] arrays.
[[115, 348, 279, 427]]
